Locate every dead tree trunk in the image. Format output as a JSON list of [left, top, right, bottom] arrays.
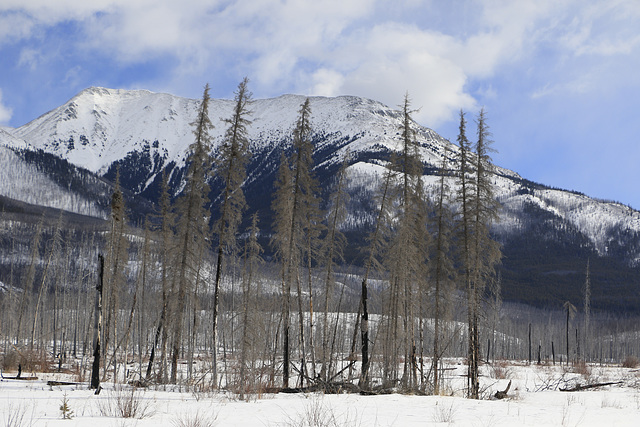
[[90, 255, 104, 390]]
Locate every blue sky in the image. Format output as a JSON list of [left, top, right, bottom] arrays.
[[1, 0, 640, 208]]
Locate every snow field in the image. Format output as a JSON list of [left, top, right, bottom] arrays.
[[2, 361, 640, 426]]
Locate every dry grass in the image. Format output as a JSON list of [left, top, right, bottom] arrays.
[[3, 400, 35, 427], [283, 395, 361, 427], [431, 399, 458, 424]]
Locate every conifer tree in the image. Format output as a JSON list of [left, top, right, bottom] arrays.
[[455, 110, 475, 397], [457, 108, 501, 398], [381, 93, 426, 389], [209, 77, 252, 385], [429, 149, 456, 395], [272, 152, 294, 388], [271, 98, 319, 388], [170, 84, 213, 384]]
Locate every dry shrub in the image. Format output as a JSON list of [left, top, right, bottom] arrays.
[[571, 361, 591, 379], [489, 360, 513, 379], [4, 400, 36, 427], [1, 351, 20, 370], [172, 409, 217, 427], [283, 395, 360, 427], [623, 356, 639, 369], [71, 361, 86, 383], [431, 400, 458, 424], [2, 350, 53, 373], [97, 386, 155, 419]]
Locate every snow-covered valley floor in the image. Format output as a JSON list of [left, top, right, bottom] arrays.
[[2, 361, 640, 426]]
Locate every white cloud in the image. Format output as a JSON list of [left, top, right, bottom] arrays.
[[3, 0, 640, 128], [17, 48, 40, 70], [310, 69, 344, 97], [303, 23, 478, 125], [0, 89, 13, 124]]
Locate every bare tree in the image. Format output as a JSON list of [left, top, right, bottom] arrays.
[[90, 254, 104, 390], [359, 159, 394, 389], [31, 210, 64, 351], [319, 154, 349, 382], [146, 172, 174, 383], [564, 300, 577, 365], [15, 213, 44, 345], [238, 213, 263, 397], [102, 171, 129, 383], [583, 259, 591, 361]]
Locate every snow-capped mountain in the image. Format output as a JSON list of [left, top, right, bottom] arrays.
[[3, 86, 640, 311]]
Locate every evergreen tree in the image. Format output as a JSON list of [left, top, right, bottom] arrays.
[[272, 152, 295, 388], [211, 77, 252, 386], [170, 84, 213, 384], [429, 148, 456, 395], [457, 108, 501, 398], [381, 93, 426, 389], [271, 98, 320, 388]]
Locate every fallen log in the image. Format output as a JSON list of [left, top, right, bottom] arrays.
[[494, 380, 512, 399], [47, 380, 79, 386], [2, 376, 38, 380], [560, 381, 622, 392]]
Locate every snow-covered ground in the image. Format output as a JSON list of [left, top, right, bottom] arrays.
[[2, 361, 639, 426]]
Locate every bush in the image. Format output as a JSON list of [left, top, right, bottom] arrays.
[[97, 386, 155, 419], [623, 356, 639, 369], [1, 350, 53, 373], [489, 360, 513, 379], [172, 409, 217, 427], [1, 351, 20, 371], [283, 395, 360, 427]]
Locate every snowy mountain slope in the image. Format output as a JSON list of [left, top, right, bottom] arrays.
[[8, 87, 640, 263], [497, 185, 640, 263], [11, 87, 467, 178], [0, 129, 107, 218]]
